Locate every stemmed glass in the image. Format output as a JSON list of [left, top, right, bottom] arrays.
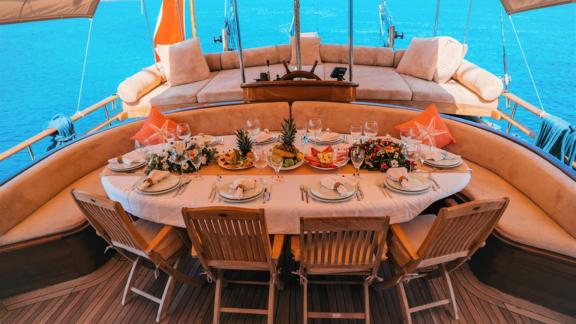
[[308, 118, 322, 140], [350, 147, 365, 178], [253, 149, 268, 176], [364, 121, 378, 138], [190, 152, 203, 180], [246, 118, 261, 138], [176, 123, 192, 142], [268, 151, 284, 182], [350, 124, 363, 143]]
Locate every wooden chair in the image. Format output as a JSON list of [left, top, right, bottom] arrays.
[[181, 207, 284, 324], [71, 189, 202, 322], [377, 198, 510, 324], [291, 216, 390, 324]]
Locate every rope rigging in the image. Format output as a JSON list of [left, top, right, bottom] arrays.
[[76, 18, 94, 114]]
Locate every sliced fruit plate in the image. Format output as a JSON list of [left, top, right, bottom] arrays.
[[304, 146, 349, 170], [217, 149, 254, 170]]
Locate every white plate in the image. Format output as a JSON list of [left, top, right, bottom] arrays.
[[254, 134, 279, 145], [193, 135, 215, 145], [309, 182, 356, 200], [385, 182, 431, 195], [424, 158, 463, 168], [218, 194, 263, 204], [108, 161, 146, 172], [306, 159, 348, 170], [218, 181, 264, 201], [385, 176, 431, 193], [136, 175, 181, 195], [310, 137, 343, 145], [217, 156, 254, 170]]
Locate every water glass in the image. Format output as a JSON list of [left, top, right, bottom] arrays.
[[253, 149, 268, 175], [308, 118, 322, 140], [364, 121, 378, 138], [350, 147, 365, 177], [176, 123, 192, 142], [190, 153, 203, 180], [246, 118, 261, 138], [350, 124, 363, 143], [268, 152, 284, 182]]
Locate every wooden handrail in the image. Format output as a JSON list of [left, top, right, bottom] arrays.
[[497, 91, 547, 139], [502, 92, 546, 118], [0, 95, 119, 161]]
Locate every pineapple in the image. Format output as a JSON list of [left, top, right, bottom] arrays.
[[273, 117, 303, 163], [235, 129, 254, 158]]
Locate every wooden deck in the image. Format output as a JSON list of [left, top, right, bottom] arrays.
[[1, 253, 573, 324]]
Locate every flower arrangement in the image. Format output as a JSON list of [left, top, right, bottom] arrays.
[[351, 138, 413, 172], [146, 140, 218, 174]]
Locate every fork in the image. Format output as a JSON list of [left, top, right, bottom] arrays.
[[299, 185, 305, 201], [173, 178, 192, 197]]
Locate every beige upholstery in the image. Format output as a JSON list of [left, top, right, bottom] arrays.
[[117, 65, 164, 103], [157, 38, 211, 86], [291, 36, 322, 65], [455, 60, 504, 101], [393, 50, 405, 68], [397, 214, 436, 250], [319, 44, 394, 67], [220, 45, 288, 69], [0, 167, 106, 247], [433, 37, 467, 83], [133, 219, 182, 259], [396, 38, 439, 81], [205, 53, 223, 71], [463, 160, 576, 258], [323, 63, 412, 100]]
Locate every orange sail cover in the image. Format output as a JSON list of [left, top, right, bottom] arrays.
[[153, 0, 186, 61]]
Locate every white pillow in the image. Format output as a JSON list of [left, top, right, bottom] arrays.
[[454, 60, 503, 101], [396, 38, 439, 81], [156, 38, 210, 86], [290, 35, 322, 66], [433, 37, 467, 83], [117, 65, 163, 103]]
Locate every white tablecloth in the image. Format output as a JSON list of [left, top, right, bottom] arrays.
[[101, 133, 470, 233]]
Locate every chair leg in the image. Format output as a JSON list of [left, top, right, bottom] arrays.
[[396, 281, 412, 324], [156, 257, 180, 323], [267, 275, 276, 324], [122, 257, 140, 305], [303, 279, 308, 324], [364, 280, 371, 324], [441, 265, 459, 320], [213, 271, 223, 324]]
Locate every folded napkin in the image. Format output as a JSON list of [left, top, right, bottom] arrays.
[[423, 150, 460, 162], [137, 170, 170, 190], [317, 132, 340, 142], [108, 150, 146, 165], [321, 176, 353, 196], [387, 167, 408, 182], [230, 179, 256, 199], [254, 129, 274, 142]]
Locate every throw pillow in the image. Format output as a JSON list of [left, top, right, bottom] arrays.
[[117, 65, 163, 103], [433, 37, 467, 83], [396, 38, 439, 81], [395, 104, 456, 148], [156, 38, 210, 86], [290, 35, 322, 66], [130, 107, 177, 144]]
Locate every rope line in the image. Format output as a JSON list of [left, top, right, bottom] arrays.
[[508, 14, 545, 112], [76, 18, 93, 113], [463, 0, 473, 44], [433, 0, 441, 36]]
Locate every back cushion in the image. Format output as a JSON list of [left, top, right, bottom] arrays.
[[320, 44, 394, 67], [204, 53, 222, 71], [220, 45, 288, 70]]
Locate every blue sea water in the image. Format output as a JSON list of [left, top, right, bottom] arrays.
[[0, 0, 575, 181]]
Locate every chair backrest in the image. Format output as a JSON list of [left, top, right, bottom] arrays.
[[181, 207, 274, 272], [417, 198, 510, 267], [71, 189, 148, 255], [299, 217, 390, 274]]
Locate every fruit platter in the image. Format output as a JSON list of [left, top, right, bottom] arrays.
[[270, 117, 304, 170], [305, 146, 349, 170], [217, 130, 255, 170]]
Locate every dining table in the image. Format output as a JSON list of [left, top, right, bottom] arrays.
[[101, 133, 472, 234]]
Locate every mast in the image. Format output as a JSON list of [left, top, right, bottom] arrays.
[[294, 0, 302, 70], [348, 0, 354, 81], [189, 0, 198, 38]]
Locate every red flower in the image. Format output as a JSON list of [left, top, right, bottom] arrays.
[[380, 163, 389, 171]]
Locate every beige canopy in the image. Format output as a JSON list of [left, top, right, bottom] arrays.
[[499, 0, 574, 14], [0, 0, 100, 24]]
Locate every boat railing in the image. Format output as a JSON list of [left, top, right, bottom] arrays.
[[492, 91, 546, 139], [0, 95, 124, 162]]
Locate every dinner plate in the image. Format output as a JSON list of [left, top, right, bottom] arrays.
[[136, 175, 181, 195], [217, 157, 254, 170], [424, 158, 463, 168], [218, 181, 264, 201], [254, 134, 279, 145], [309, 134, 343, 145], [193, 135, 216, 145], [108, 161, 146, 172], [309, 182, 356, 201], [306, 159, 348, 170], [385, 176, 431, 194]]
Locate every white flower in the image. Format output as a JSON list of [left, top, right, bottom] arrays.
[[200, 155, 207, 165], [394, 152, 399, 159], [391, 160, 399, 167], [181, 161, 189, 170]]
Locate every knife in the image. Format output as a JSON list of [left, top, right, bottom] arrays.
[[263, 188, 268, 204]]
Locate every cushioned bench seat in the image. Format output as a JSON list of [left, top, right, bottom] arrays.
[[0, 167, 105, 248], [462, 160, 576, 258], [323, 63, 412, 101]]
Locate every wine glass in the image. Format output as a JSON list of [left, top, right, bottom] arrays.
[[350, 147, 365, 178], [364, 121, 378, 138], [176, 123, 192, 142], [253, 149, 268, 175], [190, 151, 203, 180], [246, 118, 261, 138], [350, 124, 363, 143], [308, 118, 322, 140], [268, 151, 284, 182]]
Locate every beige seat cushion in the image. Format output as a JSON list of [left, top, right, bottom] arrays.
[[157, 38, 211, 86], [291, 35, 322, 65], [398, 214, 436, 250], [454, 60, 503, 101], [463, 160, 576, 258], [117, 65, 164, 103], [0, 167, 106, 247], [133, 219, 183, 260], [149, 73, 216, 107], [433, 37, 467, 83], [323, 63, 412, 100], [396, 38, 438, 81]]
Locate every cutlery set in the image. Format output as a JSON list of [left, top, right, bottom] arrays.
[[299, 185, 309, 203], [172, 177, 192, 197]]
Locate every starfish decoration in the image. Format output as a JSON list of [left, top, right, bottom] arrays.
[[149, 120, 170, 142], [414, 117, 448, 147]]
